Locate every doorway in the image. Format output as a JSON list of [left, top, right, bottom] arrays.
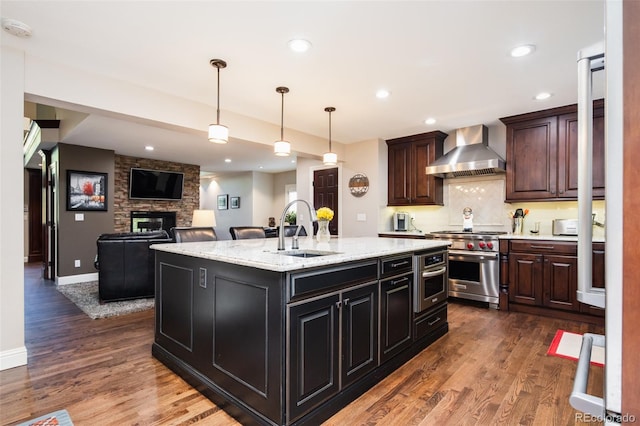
[[313, 167, 338, 235]]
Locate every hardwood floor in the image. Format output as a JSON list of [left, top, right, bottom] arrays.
[[1, 264, 604, 425]]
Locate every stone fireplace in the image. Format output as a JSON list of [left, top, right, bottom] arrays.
[[130, 211, 176, 234]]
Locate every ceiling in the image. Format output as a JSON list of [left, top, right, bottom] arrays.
[[2, 1, 606, 174]]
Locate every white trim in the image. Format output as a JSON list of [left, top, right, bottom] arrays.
[[0, 346, 28, 371], [56, 272, 99, 286]]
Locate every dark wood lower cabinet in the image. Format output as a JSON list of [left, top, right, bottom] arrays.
[[503, 240, 604, 324]]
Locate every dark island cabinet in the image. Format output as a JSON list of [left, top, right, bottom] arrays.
[[386, 131, 447, 206], [153, 249, 449, 426], [153, 252, 285, 425], [500, 99, 605, 202], [288, 281, 378, 422], [380, 272, 413, 362]]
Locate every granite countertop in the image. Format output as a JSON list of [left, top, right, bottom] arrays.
[[151, 236, 450, 272]]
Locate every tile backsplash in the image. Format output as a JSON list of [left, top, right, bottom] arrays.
[[382, 174, 605, 239]]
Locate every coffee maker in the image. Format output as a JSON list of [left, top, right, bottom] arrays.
[[393, 212, 410, 231]]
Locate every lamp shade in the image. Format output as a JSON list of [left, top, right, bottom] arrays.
[[192, 209, 216, 227], [274, 140, 291, 156], [323, 151, 338, 166], [208, 124, 229, 144]]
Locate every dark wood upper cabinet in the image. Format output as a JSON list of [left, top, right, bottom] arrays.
[[500, 100, 605, 202], [386, 131, 447, 206]]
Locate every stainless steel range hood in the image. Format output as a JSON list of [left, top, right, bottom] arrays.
[[425, 125, 505, 178]]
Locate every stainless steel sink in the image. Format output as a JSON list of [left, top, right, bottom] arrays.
[[276, 249, 340, 258]]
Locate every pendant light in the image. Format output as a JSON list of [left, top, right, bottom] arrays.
[[274, 86, 291, 156], [208, 59, 228, 144], [323, 107, 337, 165]]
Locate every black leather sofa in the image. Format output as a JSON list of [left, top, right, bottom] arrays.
[[95, 230, 172, 303]]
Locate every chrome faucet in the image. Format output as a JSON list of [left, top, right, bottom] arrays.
[[278, 199, 317, 250]]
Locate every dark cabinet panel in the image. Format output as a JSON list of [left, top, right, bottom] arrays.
[[557, 105, 605, 198], [341, 284, 378, 388], [508, 252, 542, 306], [380, 273, 413, 362], [501, 100, 605, 202], [386, 131, 446, 206], [505, 116, 558, 200], [543, 255, 578, 311], [288, 294, 340, 422]]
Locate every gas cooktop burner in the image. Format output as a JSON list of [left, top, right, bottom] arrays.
[[431, 230, 508, 236]]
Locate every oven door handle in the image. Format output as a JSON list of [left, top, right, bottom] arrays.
[[448, 250, 499, 261], [422, 266, 447, 278]]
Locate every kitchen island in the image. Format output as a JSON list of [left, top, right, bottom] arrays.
[[150, 237, 450, 426]]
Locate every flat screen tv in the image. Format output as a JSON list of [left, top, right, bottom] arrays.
[[129, 168, 184, 200]]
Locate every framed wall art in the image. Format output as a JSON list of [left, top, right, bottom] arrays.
[[66, 170, 108, 211], [230, 196, 240, 209], [217, 194, 228, 210]]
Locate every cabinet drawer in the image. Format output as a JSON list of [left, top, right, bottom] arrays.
[[509, 240, 577, 255], [381, 255, 413, 277], [289, 261, 378, 301], [414, 304, 447, 341]]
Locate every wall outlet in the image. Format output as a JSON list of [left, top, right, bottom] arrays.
[[74, 259, 81, 268], [75, 213, 84, 221], [410, 213, 416, 220], [356, 213, 366, 222]]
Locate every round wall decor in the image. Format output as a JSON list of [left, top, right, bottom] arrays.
[[348, 173, 369, 197]]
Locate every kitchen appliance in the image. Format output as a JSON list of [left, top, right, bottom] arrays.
[[570, 12, 622, 424], [552, 219, 579, 236], [424, 125, 506, 178], [413, 248, 448, 313], [426, 230, 505, 309], [393, 212, 410, 231]]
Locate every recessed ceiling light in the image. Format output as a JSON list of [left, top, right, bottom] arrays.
[[510, 44, 536, 58], [224, 158, 232, 163], [288, 39, 311, 53], [145, 145, 154, 151], [534, 92, 552, 100], [376, 89, 390, 99], [424, 117, 437, 125]]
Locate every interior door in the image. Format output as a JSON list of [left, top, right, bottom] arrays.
[[313, 168, 338, 235], [44, 161, 57, 280], [27, 168, 43, 263]]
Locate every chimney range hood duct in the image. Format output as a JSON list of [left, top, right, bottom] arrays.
[[425, 124, 506, 178]]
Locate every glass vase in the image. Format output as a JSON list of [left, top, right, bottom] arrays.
[[316, 220, 331, 243]]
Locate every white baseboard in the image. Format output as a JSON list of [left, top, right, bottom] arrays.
[[56, 272, 99, 286], [0, 346, 27, 371]]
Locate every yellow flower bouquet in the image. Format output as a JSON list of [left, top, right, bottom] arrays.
[[316, 207, 334, 221]]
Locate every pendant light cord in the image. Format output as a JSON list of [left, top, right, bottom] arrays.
[[216, 66, 221, 125], [280, 91, 285, 140], [328, 110, 332, 152]]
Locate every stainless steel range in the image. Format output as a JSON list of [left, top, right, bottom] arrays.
[[427, 231, 506, 309]]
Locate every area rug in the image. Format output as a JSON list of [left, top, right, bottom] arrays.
[[17, 409, 74, 426], [547, 330, 604, 367], [56, 281, 154, 320]]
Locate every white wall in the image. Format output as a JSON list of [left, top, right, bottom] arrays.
[[199, 170, 297, 239], [252, 172, 275, 227], [1, 46, 27, 370], [341, 138, 384, 237]]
